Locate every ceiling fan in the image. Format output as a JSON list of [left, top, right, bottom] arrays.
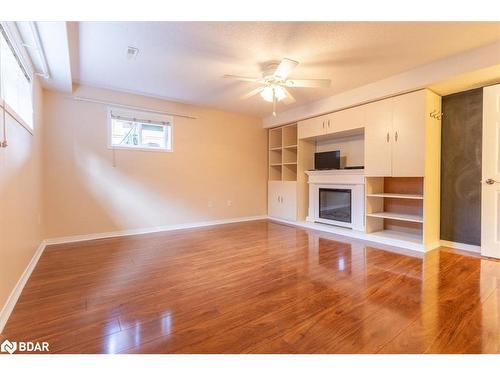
[[224, 58, 331, 116]]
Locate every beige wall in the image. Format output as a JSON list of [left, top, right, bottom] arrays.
[[316, 135, 365, 168], [42, 85, 267, 238], [0, 79, 44, 312]]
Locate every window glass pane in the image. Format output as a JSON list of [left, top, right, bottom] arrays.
[[0, 30, 33, 128], [111, 119, 139, 146], [140, 123, 165, 148], [110, 117, 171, 151]]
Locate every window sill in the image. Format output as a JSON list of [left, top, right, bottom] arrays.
[[107, 145, 173, 153]]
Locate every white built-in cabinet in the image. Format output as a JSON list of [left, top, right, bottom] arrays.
[[268, 124, 315, 221], [268, 181, 297, 221], [297, 105, 365, 139], [273, 89, 441, 251], [364, 90, 429, 177], [364, 98, 393, 176]]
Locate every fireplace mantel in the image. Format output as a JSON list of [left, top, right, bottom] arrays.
[[306, 169, 365, 231], [305, 170, 364, 185]]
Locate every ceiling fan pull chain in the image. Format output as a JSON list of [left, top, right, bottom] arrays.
[[272, 89, 277, 116]]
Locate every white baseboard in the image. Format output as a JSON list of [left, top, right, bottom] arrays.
[[0, 240, 47, 333], [0, 215, 266, 333], [44, 215, 267, 245], [440, 240, 481, 254]]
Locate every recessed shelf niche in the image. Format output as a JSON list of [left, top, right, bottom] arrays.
[[366, 177, 424, 243]]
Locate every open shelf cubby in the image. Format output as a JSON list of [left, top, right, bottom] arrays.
[[269, 127, 282, 149], [269, 165, 282, 181], [282, 146, 297, 164], [269, 149, 282, 165], [282, 124, 297, 148], [282, 163, 297, 182], [365, 177, 424, 243]]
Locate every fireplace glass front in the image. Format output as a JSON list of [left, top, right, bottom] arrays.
[[318, 188, 352, 223]]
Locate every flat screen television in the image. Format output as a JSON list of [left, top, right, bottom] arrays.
[[314, 150, 340, 170]]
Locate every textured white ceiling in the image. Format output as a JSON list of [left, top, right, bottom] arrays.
[[75, 22, 500, 117]]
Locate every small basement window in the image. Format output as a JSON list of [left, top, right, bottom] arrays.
[[108, 108, 173, 152]]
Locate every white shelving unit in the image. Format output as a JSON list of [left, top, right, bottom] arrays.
[[268, 123, 315, 222], [366, 211, 423, 223], [366, 193, 423, 200], [365, 177, 425, 244], [268, 124, 298, 182]]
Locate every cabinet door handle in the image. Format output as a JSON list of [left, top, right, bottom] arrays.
[[395, 131, 398, 142], [386, 132, 390, 142], [328, 119, 331, 128], [322, 121, 325, 129]]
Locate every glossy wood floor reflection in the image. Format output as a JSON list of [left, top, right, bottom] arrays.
[[2, 220, 500, 353]]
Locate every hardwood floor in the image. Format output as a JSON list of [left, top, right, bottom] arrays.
[[1, 220, 499, 353]]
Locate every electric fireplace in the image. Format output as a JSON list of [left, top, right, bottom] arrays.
[[318, 188, 352, 224]]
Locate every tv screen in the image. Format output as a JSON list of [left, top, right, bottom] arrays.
[[315, 150, 340, 170]]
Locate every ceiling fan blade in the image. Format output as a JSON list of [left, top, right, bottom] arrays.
[[285, 79, 331, 88], [274, 58, 299, 80], [223, 75, 261, 83], [282, 87, 296, 105], [241, 87, 264, 100]]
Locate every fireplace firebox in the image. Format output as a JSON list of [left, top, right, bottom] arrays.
[[318, 188, 352, 224]]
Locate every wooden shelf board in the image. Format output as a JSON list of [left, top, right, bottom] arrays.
[[269, 163, 282, 167], [366, 211, 423, 223], [283, 162, 297, 165], [369, 229, 423, 244], [283, 144, 298, 149], [366, 193, 424, 200], [269, 146, 282, 151]]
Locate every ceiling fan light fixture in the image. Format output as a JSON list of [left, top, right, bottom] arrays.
[[260, 85, 286, 103]]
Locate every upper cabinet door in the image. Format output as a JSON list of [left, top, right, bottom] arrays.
[[364, 98, 393, 176], [298, 115, 327, 139], [330, 106, 365, 134], [392, 90, 426, 177]]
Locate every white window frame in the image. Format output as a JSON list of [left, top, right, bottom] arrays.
[[0, 22, 34, 134], [107, 107, 174, 153]]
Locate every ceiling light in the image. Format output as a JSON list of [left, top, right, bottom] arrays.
[[260, 85, 286, 103]]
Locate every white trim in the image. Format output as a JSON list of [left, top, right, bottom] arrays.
[[0, 240, 46, 333], [0, 21, 34, 79], [440, 240, 481, 254], [43, 215, 267, 245], [2, 100, 33, 134]]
